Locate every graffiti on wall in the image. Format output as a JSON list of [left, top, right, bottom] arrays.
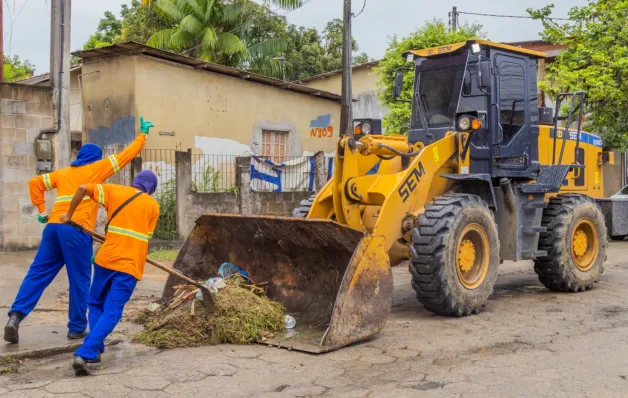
[[310, 114, 334, 138], [88, 116, 136, 150], [250, 156, 334, 192]]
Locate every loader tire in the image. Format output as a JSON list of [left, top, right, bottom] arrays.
[[409, 194, 500, 317], [610, 235, 626, 241], [534, 194, 607, 292], [292, 195, 316, 218]]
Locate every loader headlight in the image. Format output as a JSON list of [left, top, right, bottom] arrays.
[[457, 115, 472, 131], [457, 115, 483, 132], [361, 122, 372, 135]]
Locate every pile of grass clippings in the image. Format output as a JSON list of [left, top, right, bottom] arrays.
[[0, 355, 20, 375], [133, 278, 285, 349]]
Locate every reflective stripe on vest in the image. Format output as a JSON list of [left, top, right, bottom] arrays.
[[55, 195, 91, 204], [107, 225, 149, 243], [42, 174, 53, 191], [108, 155, 120, 172]]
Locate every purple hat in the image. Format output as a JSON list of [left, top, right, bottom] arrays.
[[132, 170, 158, 195]]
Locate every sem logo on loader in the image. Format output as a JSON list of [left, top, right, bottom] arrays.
[[427, 45, 452, 56], [398, 162, 427, 203]]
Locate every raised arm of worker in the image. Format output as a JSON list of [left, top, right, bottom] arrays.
[[92, 116, 154, 182], [28, 170, 58, 224]]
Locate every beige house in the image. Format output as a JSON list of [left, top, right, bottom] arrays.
[[298, 60, 386, 124], [23, 43, 342, 161]]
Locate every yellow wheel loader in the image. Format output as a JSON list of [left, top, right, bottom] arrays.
[[165, 39, 614, 353]]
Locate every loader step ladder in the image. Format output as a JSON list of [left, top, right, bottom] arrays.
[[521, 91, 587, 194]]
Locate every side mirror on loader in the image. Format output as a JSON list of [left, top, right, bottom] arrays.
[[478, 60, 491, 89], [393, 70, 404, 99]]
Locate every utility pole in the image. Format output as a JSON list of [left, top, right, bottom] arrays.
[[452, 6, 458, 32], [340, 0, 353, 138], [50, 0, 71, 169]]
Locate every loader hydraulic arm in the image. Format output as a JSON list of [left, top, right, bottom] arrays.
[[331, 133, 458, 251]]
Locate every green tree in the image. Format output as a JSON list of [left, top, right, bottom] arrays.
[[84, 11, 123, 49], [320, 18, 370, 71], [528, 2, 628, 150], [121, 0, 171, 44], [3, 55, 35, 82], [147, 0, 302, 77], [284, 25, 326, 80], [376, 20, 483, 133]]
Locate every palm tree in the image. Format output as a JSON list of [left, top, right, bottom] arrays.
[[146, 0, 301, 77]]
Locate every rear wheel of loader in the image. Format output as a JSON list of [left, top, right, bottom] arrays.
[[534, 194, 607, 292], [409, 194, 500, 317]]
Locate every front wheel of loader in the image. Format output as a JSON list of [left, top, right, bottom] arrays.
[[534, 194, 607, 292], [409, 194, 500, 317]]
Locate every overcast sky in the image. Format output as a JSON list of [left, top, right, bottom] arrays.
[[2, 0, 588, 75]]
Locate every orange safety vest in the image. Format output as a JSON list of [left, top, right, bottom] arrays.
[[28, 135, 146, 230], [86, 183, 160, 280]]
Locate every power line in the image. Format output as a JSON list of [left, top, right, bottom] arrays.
[[458, 11, 570, 21], [352, 0, 366, 18]]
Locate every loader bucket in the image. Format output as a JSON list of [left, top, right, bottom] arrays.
[[163, 214, 393, 353]]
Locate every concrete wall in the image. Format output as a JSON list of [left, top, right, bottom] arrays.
[[69, 68, 83, 135], [0, 83, 54, 250], [81, 56, 137, 152], [301, 66, 388, 123]]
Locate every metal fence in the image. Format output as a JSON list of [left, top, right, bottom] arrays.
[[141, 149, 177, 240], [192, 154, 238, 193]]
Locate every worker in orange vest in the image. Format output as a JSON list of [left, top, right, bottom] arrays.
[[4, 117, 154, 344], [59, 170, 160, 375]]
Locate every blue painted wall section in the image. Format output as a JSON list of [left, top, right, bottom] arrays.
[[88, 116, 136, 149], [310, 114, 331, 128]]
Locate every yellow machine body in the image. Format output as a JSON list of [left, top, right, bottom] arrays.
[[166, 40, 613, 353]]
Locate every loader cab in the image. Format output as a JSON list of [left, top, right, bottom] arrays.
[[401, 40, 545, 180]]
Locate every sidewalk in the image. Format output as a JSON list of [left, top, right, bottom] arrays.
[[0, 251, 166, 360]]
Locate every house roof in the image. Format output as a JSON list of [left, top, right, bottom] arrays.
[[17, 64, 83, 85], [70, 42, 342, 103], [296, 60, 381, 84]]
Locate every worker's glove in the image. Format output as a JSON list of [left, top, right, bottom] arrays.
[[37, 212, 49, 224], [139, 117, 154, 135]]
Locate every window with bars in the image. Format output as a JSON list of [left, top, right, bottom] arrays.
[[261, 130, 289, 162]]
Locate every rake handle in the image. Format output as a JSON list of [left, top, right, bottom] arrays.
[[68, 221, 205, 290]]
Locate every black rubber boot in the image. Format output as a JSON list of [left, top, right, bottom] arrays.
[[4, 312, 22, 344], [73, 356, 89, 376], [67, 331, 87, 340]]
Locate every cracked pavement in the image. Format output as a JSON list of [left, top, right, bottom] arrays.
[[2, 241, 628, 397]]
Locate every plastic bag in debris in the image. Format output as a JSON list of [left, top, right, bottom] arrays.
[[196, 277, 227, 300], [218, 263, 249, 282]]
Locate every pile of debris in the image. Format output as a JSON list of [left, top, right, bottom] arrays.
[[133, 269, 286, 349]]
